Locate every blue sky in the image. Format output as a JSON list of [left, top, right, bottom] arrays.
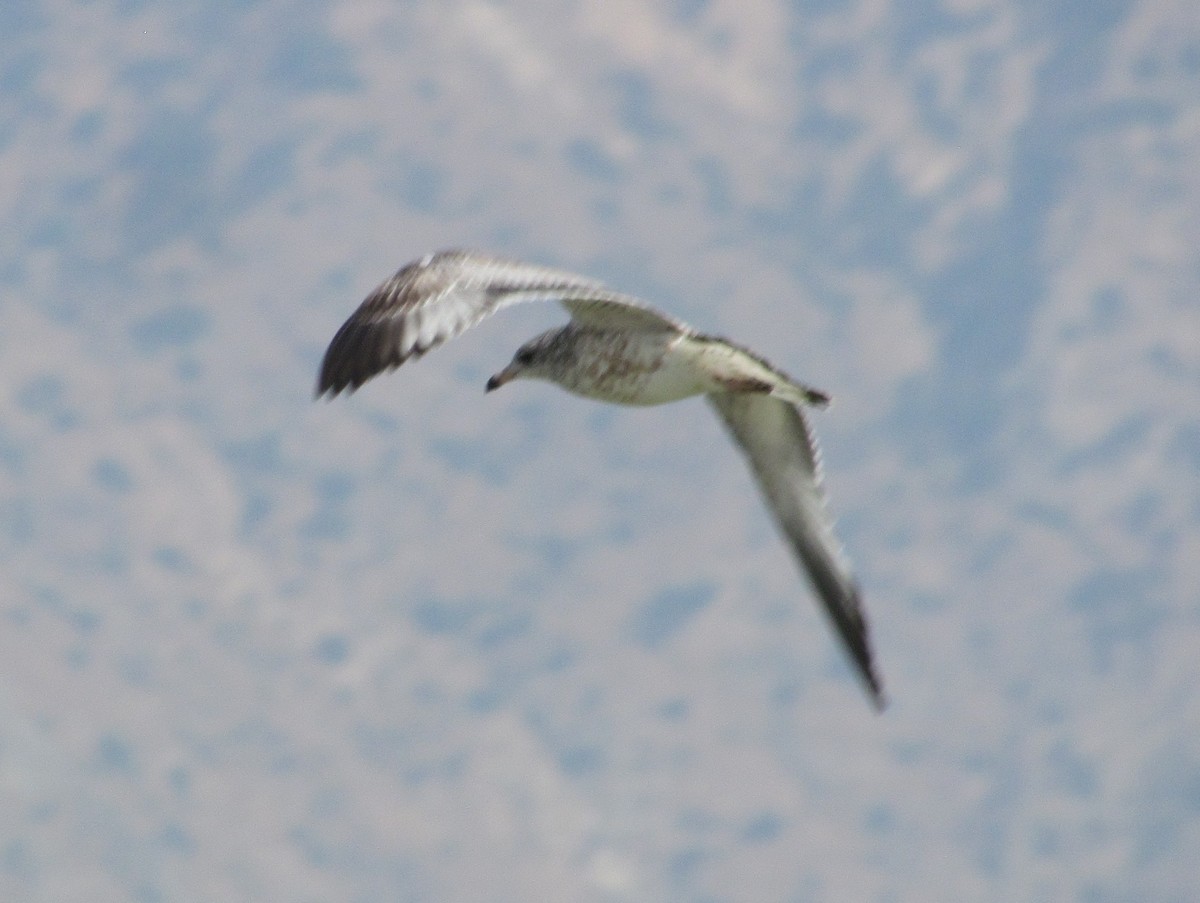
[[2, 1, 1198, 900]]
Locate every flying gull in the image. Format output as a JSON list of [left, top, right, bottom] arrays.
[[316, 249, 885, 709]]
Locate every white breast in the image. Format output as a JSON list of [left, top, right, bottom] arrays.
[[555, 331, 710, 406]]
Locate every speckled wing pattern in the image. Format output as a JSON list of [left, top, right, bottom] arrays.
[[316, 249, 685, 396], [706, 392, 885, 709]]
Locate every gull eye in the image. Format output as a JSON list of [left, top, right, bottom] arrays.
[[515, 347, 535, 365]]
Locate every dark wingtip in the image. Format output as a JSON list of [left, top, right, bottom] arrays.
[[817, 579, 887, 712], [313, 379, 343, 401], [807, 387, 832, 408], [315, 370, 362, 400], [850, 618, 887, 713], [864, 673, 888, 713], [315, 318, 376, 399], [314, 356, 348, 400]]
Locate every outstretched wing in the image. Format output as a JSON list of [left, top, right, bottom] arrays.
[[706, 392, 885, 710], [316, 249, 685, 396]]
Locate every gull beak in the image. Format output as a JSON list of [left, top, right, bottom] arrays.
[[486, 364, 518, 393]]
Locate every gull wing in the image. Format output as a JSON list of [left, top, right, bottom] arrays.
[[558, 295, 686, 333], [317, 249, 684, 396], [706, 392, 885, 710]]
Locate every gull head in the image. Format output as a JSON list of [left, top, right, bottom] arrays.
[[486, 328, 568, 392]]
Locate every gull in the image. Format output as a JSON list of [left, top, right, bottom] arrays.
[[317, 249, 885, 709]]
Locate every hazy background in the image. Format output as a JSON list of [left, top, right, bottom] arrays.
[[2, 1, 1198, 900]]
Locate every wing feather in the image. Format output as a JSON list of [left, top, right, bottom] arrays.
[[560, 296, 687, 332], [316, 249, 685, 396], [706, 393, 885, 709]]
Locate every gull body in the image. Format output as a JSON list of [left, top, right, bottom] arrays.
[[317, 249, 885, 709], [487, 326, 827, 409]]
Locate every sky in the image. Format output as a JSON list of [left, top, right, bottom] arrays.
[[1, 0, 1198, 900]]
